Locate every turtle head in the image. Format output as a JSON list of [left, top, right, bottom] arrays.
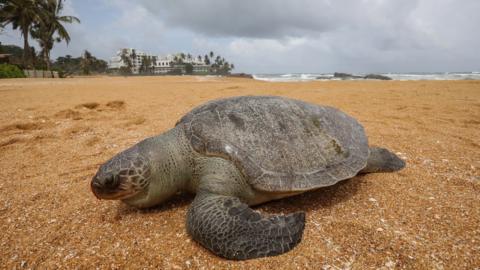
[[91, 146, 151, 200]]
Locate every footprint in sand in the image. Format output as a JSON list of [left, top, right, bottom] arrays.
[[0, 121, 54, 133], [63, 124, 93, 136], [105, 100, 125, 110], [0, 137, 26, 147], [75, 102, 100, 110], [54, 109, 82, 120], [75, 100, 125, 111], [56, 100, 126, 121], [85, 136, 101, 147], [124, 116, 146, 127], [0, 133, 56, 148]]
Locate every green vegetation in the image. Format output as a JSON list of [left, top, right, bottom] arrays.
[[0, 43, 24, 56], [0, 43, 107, 77], [0, 0, 41, 68], [30, 0, 80, 75], [0, 63, 25, 78], [53, 51, 107, 77], [171, 51, 234, 75], [0, 0, 79, 74], [119, 48, 134, 75]]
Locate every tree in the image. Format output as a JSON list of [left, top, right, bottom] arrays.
[[185, 63, 193, 74], [139, 55, 153, 74], [30, 0, 79, 76], [91, 58, 107, 73], [150, 55, 157, 74], [131, 49, 136, 64], [80, 50, 92, 75], [120, 48, 133, 74], [0, 0, 43, 68], [209, 51, 214, 59], [53, 53, 80, 76], [204, 54, 210, 65], [52, 52, 107, 76]]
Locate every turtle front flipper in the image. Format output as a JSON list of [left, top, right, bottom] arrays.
[[186, 191, 305, 260]]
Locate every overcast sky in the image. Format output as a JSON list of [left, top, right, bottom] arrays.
[[1, 0, 479, 73]]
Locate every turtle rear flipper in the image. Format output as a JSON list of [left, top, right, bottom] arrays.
[[360, 147, 406, 173], [186, 192, 305, 260]]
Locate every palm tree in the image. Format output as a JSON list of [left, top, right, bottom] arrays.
[[0, 0, 42, 68], [31, 0, 79, 76], [139, 55, 153, 74], [120, 48, 133, 74], [204, 54, 210, 65], [209, 51, 214, 59], [150, 55, 157, 74], [80, 49, 92, 75], [130, 49, 137, 72]]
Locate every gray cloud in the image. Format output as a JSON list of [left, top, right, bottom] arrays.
[[104, 0, 477, 74], [139, 0, 423, 42], [2, 0, 479, 73], [138, 0, 480, 57], [140, 0, 341, 38]]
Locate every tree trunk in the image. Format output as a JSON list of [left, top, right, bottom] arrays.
[[22, 28, 31, 69], [44, 50, 53, 78]]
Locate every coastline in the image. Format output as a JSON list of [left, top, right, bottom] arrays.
[[0, 76, 479, 269], [252, 72, 480, 82]]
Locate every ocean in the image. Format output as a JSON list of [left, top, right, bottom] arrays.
[[252, 72, 480, 82]]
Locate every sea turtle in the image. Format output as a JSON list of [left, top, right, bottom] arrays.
[[91, 96, 405, 260]]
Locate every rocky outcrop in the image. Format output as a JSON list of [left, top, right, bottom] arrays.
[[333, 72, 363, 80], [331, 72, 393, 80], [364, 74, 392, 80], [227, 73, 254, 79]]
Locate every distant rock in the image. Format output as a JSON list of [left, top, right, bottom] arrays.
[[315, 75, 331, 80], [227, 73, 253, 79], [333, 72, 363, 80], [364, 74, 392, 80]]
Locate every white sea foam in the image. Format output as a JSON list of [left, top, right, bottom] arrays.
[[253, 72, 480, 82]]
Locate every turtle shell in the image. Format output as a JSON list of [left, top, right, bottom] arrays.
[[177, 96, 369, 192]]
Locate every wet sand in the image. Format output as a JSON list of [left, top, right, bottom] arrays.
[[0, 76, 479, 269]]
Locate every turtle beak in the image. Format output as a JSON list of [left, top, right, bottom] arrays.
[[90, 175, 138, 200], [91, 176, 102, 200]]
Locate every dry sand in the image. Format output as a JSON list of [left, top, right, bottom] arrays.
[[0, 76, 479, 269]]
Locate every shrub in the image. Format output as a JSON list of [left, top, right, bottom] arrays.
[[0, 64, 25, 78]]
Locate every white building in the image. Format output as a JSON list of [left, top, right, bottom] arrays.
[[108, 48, 209, 74]]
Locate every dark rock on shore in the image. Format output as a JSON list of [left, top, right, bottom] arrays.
[[364, 74, 392, 80], [334, 72, 364, 80], [332, 72, 393, 80], [227, 73, 254, 79]]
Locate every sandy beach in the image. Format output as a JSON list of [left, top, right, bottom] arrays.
[[0, 76, 479, 269]]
